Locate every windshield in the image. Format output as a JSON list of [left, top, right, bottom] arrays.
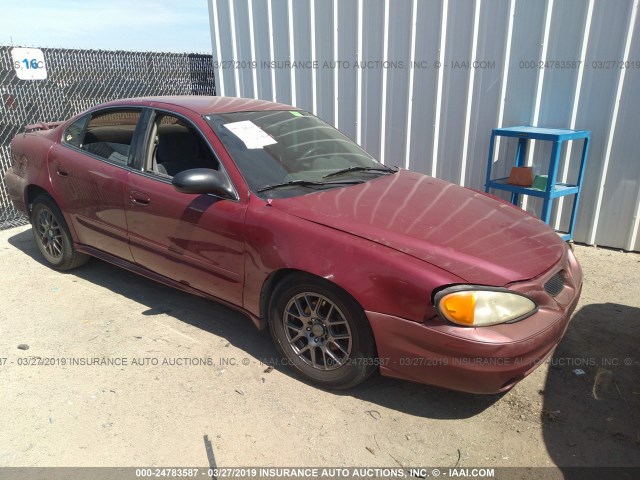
[[206, 110, 394, 198]]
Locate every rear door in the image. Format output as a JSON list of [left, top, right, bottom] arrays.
[[49, 108, 145, 261], [124, 109, 246, 306]]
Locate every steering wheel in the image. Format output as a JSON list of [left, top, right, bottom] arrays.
[[297, 145, 330, 170]]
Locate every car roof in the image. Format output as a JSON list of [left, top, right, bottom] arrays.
[[100, 96, 297, 115]]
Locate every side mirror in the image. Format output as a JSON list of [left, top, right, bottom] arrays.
[[172, 168, 235, 198]]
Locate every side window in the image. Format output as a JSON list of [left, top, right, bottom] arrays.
[[63, 115, 89, 148], [147, 114, 220, 177], [81, 109, 142, 165]]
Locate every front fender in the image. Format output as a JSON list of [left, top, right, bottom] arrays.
[[242, 198, 464, 323]]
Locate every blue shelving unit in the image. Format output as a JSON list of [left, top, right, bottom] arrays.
[[484, 126, 590, 241]]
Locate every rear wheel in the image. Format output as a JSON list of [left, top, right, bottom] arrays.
[[269, 274, 377, 389], [30, 195, 89, 270]]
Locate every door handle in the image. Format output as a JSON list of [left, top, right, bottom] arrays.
[[56, 169, 69, 177], [129, 192, 151, 206]]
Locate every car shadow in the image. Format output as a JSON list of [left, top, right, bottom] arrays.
[[8, 228, 501, 419], [541, 303, 640, 477]]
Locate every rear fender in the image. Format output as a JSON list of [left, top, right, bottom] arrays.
[[10, 129, 78, 238]]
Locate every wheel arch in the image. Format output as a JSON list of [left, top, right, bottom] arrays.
[[29, 193, 90, 270], [265, 267, 380, 388], [25, 184, 52, 212], [26, 184, 81, 246], [259, 268, 368, 330]]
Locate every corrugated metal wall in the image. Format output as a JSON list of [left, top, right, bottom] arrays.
[[208, 0, 640, 251]]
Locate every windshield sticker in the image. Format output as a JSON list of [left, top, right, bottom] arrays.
[[223, 121, 277, 149], [290, 111, 303, 117]]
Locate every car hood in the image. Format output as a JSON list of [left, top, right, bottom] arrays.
[[270, 169, 565, 285]]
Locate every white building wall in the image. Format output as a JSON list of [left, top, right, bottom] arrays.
[[208, 0, 640, 251]]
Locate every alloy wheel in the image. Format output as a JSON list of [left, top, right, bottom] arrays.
[[35, 208, 64, 259], [282, 292, 353, 370]]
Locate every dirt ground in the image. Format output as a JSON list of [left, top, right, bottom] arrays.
[[0, 224, 638, 472]]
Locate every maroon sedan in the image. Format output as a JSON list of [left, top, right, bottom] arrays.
[[4, 96, 582, 393]]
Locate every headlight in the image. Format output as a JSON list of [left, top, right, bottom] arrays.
[[435, 287, 537, 327]]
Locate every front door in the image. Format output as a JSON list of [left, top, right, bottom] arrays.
[[125, 111, 246, 305]]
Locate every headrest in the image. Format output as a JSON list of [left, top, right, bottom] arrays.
[[156, 124, 199, 162]]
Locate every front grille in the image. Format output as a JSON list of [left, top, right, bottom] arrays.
[[544, 271, 566, 297]]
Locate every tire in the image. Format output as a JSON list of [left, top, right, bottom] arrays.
[[30, 195, 89, 271], [269, 273, 377, 389]]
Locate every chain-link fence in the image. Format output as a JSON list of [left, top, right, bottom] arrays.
[[0, 46, 215, 229]]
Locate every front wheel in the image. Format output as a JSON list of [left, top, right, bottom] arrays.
[[269, 274, 377, 389], [30, 195, 89, 271]]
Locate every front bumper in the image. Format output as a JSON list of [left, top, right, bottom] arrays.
[[367, 247, 583, 394]]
